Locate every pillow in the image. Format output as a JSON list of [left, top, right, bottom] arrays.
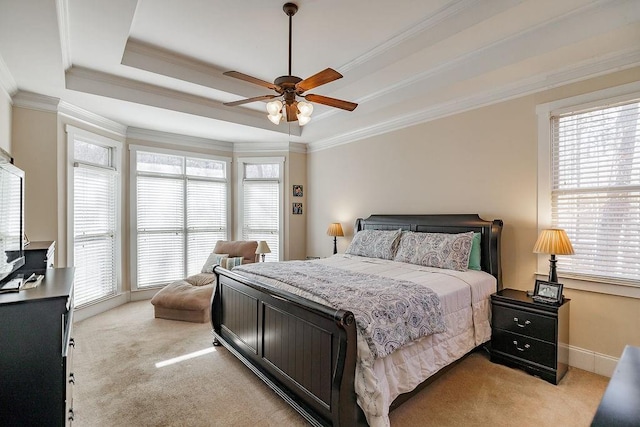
[[410, 231, 474, 271], [201, 253, 229, 273], [213, 240, 258, 263], [185, 273, 216, 287], [345, 229, 402, 260], [393, 231, 427, 263], [468, 232, 482, 271], [223, 256, 243, 270]]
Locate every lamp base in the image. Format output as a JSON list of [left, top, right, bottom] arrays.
[[548, 254, 558, 282], [261, 254, 266, 262], [333, 236, 337, 255]]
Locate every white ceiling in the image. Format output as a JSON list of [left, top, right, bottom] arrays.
[[0, 0, 639, 150]]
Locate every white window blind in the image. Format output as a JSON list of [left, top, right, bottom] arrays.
[[551, 99, 640, 284], [134, 150, 228, 288], [73, 162, 118, 306], [241, 162, 281, 262]]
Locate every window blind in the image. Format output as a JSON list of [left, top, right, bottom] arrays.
[[551, 99, 640, 284], [73, 163, 117, 306], [186, 179, 227, 275], [134, 150, 228, 288], [137, 175, 185, 287], [242, 179, 279, 262]]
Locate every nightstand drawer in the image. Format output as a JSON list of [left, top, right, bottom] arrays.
[[492, 330, 556, 369], [493, 305, 555, 343]]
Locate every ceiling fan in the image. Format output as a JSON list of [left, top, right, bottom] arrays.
[[222, 2, 358, 126]]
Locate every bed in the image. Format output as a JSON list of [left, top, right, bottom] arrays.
[[211, 214, 502, 426]]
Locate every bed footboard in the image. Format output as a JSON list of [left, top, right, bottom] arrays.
[[211, 266, 365, 426]]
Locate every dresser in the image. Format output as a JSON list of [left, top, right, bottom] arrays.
[[19, 240, 56, 276], [0, 268, 75, 426], [490, 288, 570, 385]]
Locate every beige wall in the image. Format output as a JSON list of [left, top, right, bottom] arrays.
[[231, 149, 307, 261], [307, 67, 640, 359], [11, 107, 58, 245], [0, 90, 11, 153]]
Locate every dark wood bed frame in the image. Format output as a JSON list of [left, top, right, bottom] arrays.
[[211, 214, 503, 426]]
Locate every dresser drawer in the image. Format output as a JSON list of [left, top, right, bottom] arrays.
[[492, 330, 557, 369], [493, 305, 555, 343]]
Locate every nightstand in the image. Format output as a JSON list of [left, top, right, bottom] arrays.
[[490, 288, 570, 385]]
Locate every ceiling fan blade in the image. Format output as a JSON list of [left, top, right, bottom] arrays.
[[285, 103, 298, 122], [305, 94, 358, 111], [223, 94, 278, 107], [223, 71, 281, 91], [296, 68, 343, 93]]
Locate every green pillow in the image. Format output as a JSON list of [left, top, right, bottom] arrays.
[[468, 232, 481, 271]]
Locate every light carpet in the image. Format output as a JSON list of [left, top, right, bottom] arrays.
[[72, 301, 609, 426]]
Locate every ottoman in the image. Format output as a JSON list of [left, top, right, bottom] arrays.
[[150, 273, 215, 323]]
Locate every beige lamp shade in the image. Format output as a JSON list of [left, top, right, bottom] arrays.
[[533, 229, 575, 255], [256, 241, 271, 254], [326, 223, 344, 237]]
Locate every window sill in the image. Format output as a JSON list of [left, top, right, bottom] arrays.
[[535, 273, 640, 300]]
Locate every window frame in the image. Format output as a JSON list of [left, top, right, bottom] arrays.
[[536, 80, 640, 299], [129, 145, 231, 291], [236, 156, 285, 262], [66, 125, 122, 305]]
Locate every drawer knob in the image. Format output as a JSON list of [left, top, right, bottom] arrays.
[[68, 408, 75, 421], [513, 340, 531, 352], [513, 317, 531, 328]]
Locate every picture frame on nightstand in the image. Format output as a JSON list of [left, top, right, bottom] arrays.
[[533, 279, 563, 304]]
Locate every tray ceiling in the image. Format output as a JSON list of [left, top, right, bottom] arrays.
[[0, 0, 638, 150]]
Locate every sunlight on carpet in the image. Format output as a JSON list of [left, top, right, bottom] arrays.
[[155, 347, 217, 368]]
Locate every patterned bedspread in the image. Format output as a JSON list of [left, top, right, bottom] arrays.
[[233, 261, 446, 359]]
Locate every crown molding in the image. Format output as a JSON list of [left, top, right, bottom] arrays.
[[55, 0, 72, 70], [316, 0, 625, 124], [233, 141, 307, 154], [12, 91, 60, 112], [308, 49, 640, 153], [127, 127, 233, 152], [58, 100, 127, 137], [340, 0, 482, 73], [0, 53, 18, 99]]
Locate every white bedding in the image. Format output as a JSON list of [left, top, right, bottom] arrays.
[[234, 254, 496, 427], [317, 254, 495, 427]]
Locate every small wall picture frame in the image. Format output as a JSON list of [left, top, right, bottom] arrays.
[[533, 279, 563, 304], [293, 185, 303, 197], [292, 202, 303, 215]]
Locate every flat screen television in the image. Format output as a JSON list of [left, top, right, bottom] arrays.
[[0, 160, 25, 285]]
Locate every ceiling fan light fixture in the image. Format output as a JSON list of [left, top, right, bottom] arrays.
[[268, 112, 283, 125], [266, 100, 283, 115], [297, 101, 313, 117], [297, 114, 311, 126]]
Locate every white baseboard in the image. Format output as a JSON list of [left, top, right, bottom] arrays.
[[74, 293, 129, 322], [130, 288, 160, 301], [569, 345, 619, 377]]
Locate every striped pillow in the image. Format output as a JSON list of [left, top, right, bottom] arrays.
[[223, 256, 244, 270]]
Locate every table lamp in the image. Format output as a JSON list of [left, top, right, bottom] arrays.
[[533, 228, 574, 282], [256, 240, 271, 262], [326, 223, 344, 255]]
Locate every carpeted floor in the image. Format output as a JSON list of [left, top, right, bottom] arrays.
[[72, 301, 609, 426]]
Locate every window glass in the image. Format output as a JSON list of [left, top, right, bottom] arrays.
[[74, 140, 110, 167]]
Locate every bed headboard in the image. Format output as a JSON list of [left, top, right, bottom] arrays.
[[355, 214, 503, 291]]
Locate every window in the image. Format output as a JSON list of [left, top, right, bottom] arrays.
[[539, 85, 640, 287], [132, 148, 229, 288], [238, 158, 284, 261], [68, 127, 120, 307]]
